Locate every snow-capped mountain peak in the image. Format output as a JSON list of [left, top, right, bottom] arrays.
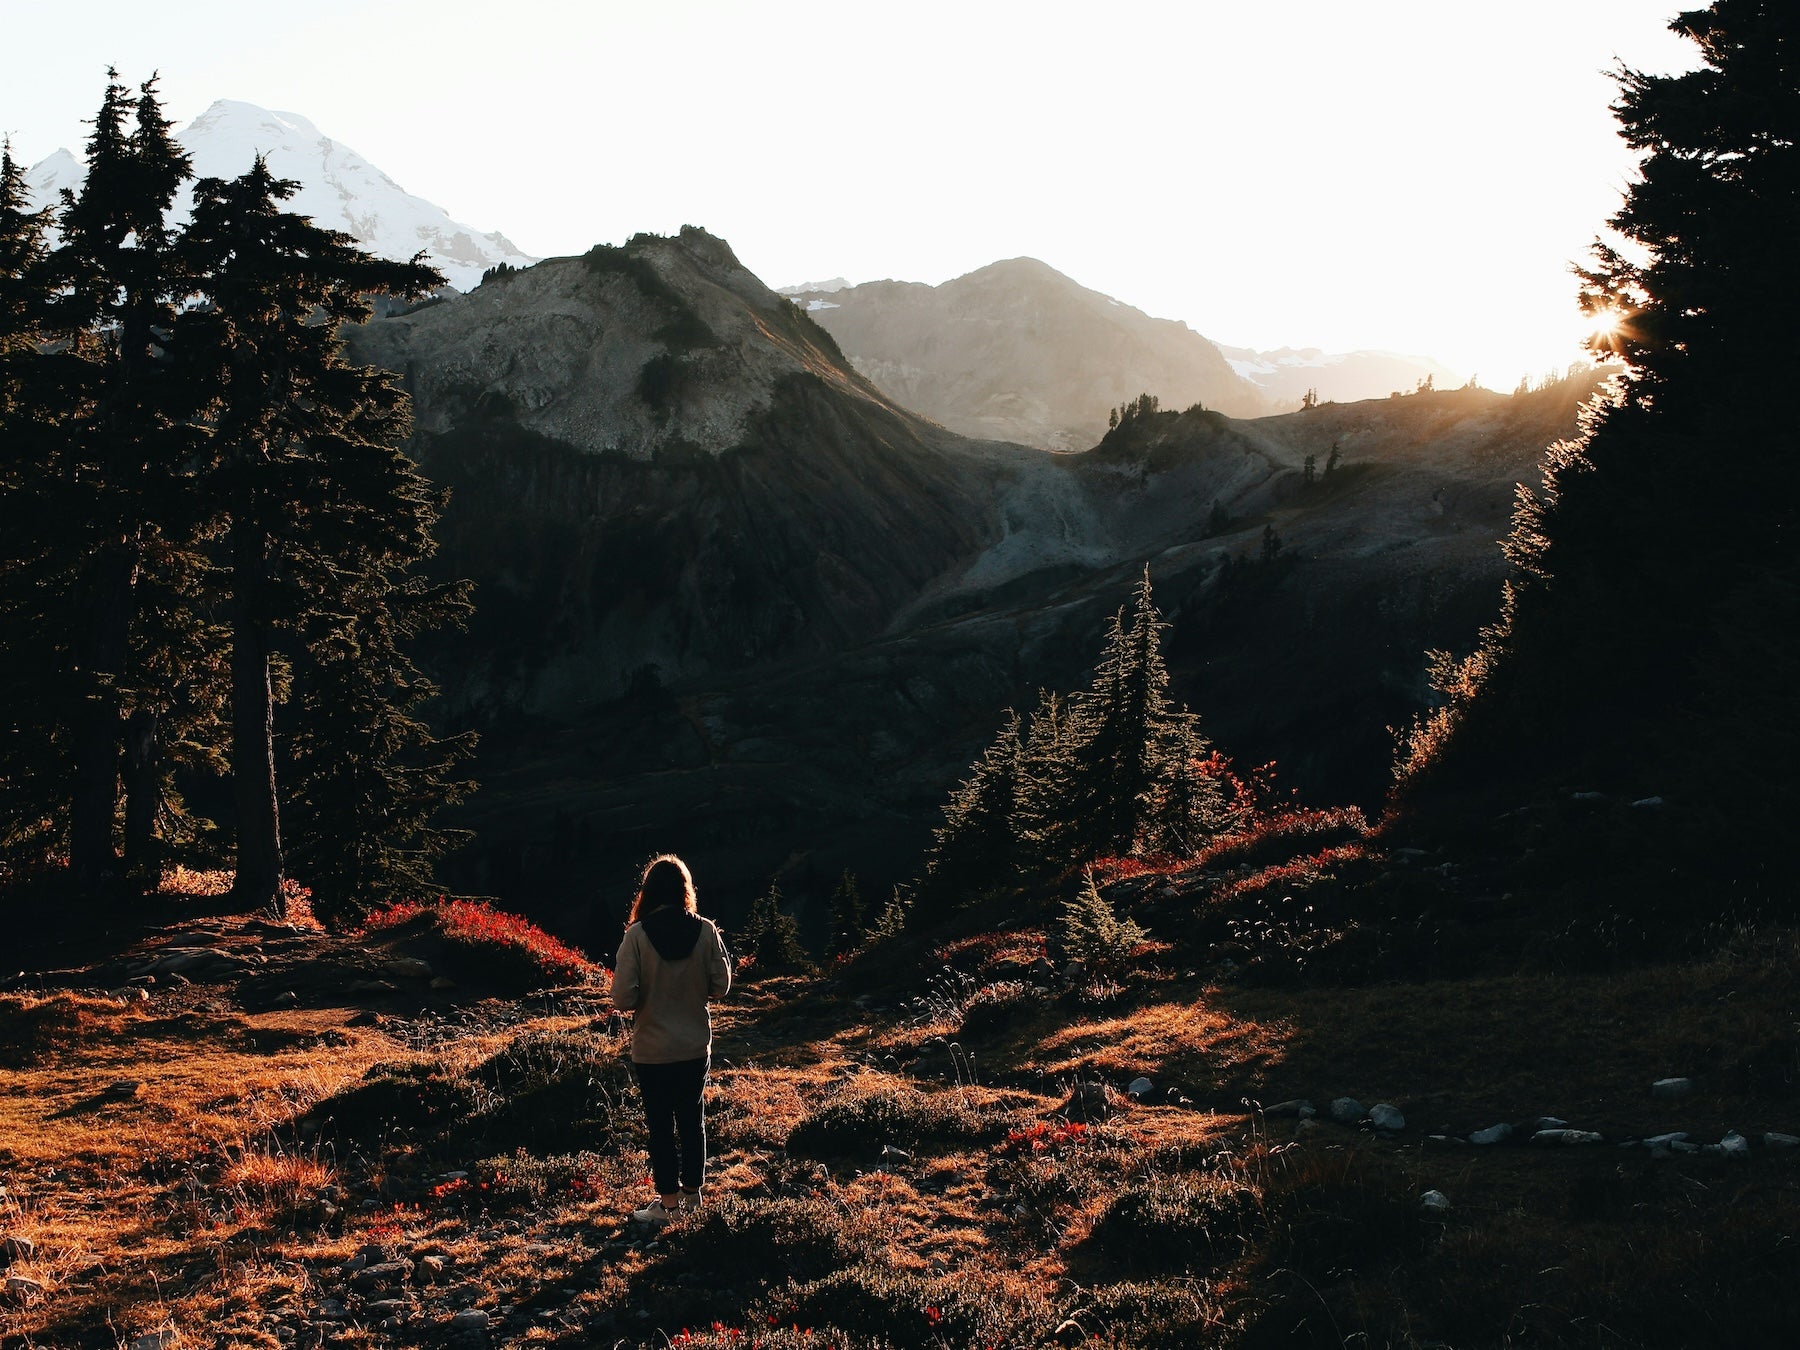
[[26, 99, 534, 291]]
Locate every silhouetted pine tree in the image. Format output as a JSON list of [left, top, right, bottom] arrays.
[[32, 74, 201, 890], [827, 869, 866, 956], [924, 708, 1025, 900], [1013, 689, 1079, 869], [1395, 1, 1800, 904], [0, 141, 67, 875], [1066, 569, 1178, 856], [741, 881, 809, 973], [1148, 713, 1228, 854], [176, 157, 456, 913]]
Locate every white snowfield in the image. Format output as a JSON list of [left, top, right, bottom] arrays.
[[26, 100, 536, 293]]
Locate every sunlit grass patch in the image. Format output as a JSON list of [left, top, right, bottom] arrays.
[[1027, 998, 1288, 1082]]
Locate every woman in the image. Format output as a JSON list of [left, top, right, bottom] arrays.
[[612, 853, 732, 1227]]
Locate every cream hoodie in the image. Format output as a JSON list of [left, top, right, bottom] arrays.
[[612, 909, 732, 1064]]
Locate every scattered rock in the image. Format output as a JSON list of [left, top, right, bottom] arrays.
[[352, 1259, 413, 1293], [1, 1235, 34, 1266], [268, 990, 298, 1009], [418, 1255, 447, 1280], [879, 1145, 912, 1163], [345, 979, 398, 996], [1670, 1140, 1701, 1154], [128, 1332, 180, 1350], [365, 1299, 409, 1319], [1570, 790, 1607, 801], [4, 1274, 47, 1302], [1419, 1189, 1452, 1214], [1718, 1132, 1750, 1157], [1764, 1132, 1799, 1149], [1126, 1077, 1154, 1100], [450, 1309, 491, 1332], [384, 957, 434, 980], [106, 1080, 143, 1099], [1328, 1097, 1365, 1125], [1370, 1103, 1406, 1132], [1630, 795, 1665, 808], [430, 976, 458, 991], [1651, 1077, 1693, 1100], [1262, 1099, 1315, 1119], [1294, 1117, 1324, 1137], [1532, 1128, 1604, 1146], [1061, 960, 1087, 982]]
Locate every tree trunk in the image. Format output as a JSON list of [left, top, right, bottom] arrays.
[[68, 542, 136, 893], [122, 704, 162, 880], [229, 520, 283, 912]]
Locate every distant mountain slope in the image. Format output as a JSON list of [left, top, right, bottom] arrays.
[[342, 225, 1599, 926], [26, 100, 534, 291], [786, 258, 1272, 451], [343, 226, 1029, 717], [1216, 343, 1464, 409]]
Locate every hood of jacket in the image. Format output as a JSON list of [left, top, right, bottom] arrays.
[[640, 906, 704, 962]]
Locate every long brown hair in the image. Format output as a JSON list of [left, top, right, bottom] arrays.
[[629, 853, 698, 925]]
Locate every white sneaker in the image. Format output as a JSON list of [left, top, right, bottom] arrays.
[[630, 1200, 674, 1228]]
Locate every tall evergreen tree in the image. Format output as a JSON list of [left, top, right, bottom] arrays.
[[1395, 1, 1800, 900], [1067, 569, 1177, 855], [33, 73, 198, 890], [924, 708, 1025, 900], [0, 141, 66, 876], [175, 157, 455, 912], [827, 869, 867, 956]]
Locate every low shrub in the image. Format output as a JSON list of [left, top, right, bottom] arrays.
[[780, 1266, 1035, 1348], [785, 1084, 994, 1161], [464, 1029, 634, 1155], [1085, 1172, 1262, 1274], [304, 1060, 479, 1143], [359, 898, 598, 991], [1195, 807, 1369, 875]]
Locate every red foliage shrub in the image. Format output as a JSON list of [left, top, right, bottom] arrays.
[[361, 897, 598, 989], [1194, 807, 1369, 876]]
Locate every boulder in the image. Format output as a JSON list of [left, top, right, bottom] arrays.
[[352, 1259, 413, 1293], [1419, 1189, 1452, 1214], [1126, 1077, 1154, 1101], [0, 1235, 34, 1266], [1262, 1099, 1315, 1119], [1328, 1097, 1365, 1125], [384, 957, 434, 980], [1469, 1124, 1513, 1145], [128, 1333, 181, 1350], [1369, 1103, 1406, 1132], [1532, 1128, 1604, 1146], [1764, 1132, 1799, 1149], [449, 1309, 491, 1332], [1651, 1078, 1693, 1100], [4, 1274, 46, 1302]]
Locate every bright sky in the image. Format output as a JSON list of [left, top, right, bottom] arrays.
[[4, 0, 1698, 386]]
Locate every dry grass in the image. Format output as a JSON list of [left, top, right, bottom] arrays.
[[4, 899, 1797, 1349]]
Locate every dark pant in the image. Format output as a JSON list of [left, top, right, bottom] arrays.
[[634, 1057, 709, 1194]]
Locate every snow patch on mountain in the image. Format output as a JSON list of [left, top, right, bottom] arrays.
[[26, 100, 535, 292]]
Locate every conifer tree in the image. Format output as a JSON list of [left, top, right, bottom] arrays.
[[0, 141, 66, 874], [924, 709, 1025, 900], [33, 73, 199, 890], [175, 157, 453, 912], [1067, 569, 1177, 855], [741, 881, 810, 973], [827, 869, 867, 956], [1396, 1, 1800, 899], [1013, 689, 1078, 870]]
